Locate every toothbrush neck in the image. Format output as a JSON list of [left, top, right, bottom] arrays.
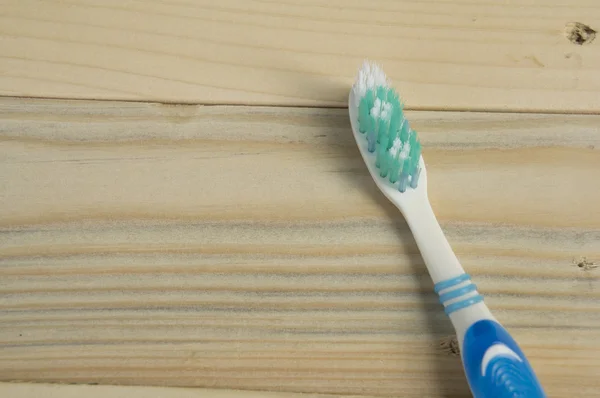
[[401, 197, 496, 338], [401, 198, 465, 284]]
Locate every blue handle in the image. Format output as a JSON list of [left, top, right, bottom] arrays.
[[462, 320, 546, 398]]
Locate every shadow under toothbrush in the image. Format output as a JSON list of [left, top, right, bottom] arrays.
[[318, 108, 471, 398]]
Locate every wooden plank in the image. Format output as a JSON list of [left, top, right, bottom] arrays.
[[1, 98, 599, 397], [0, 383, 373, 398], [0, 0, 599, 112]]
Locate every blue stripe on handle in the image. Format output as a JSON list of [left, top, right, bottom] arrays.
[[444, 295, 484, 315], [434, 273, 484, 315], [438, 283, 477, 304], [433, 274, 471, 293]]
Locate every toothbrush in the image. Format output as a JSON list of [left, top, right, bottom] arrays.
[[348, 61, 546, 398]]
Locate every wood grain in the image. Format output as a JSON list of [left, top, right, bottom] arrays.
[[0, 383, 372, 398], [1, 98, 600, 397], [1, 0, 600, 112]]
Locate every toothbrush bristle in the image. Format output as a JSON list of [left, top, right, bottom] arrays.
[[352, 61, 422, 192]]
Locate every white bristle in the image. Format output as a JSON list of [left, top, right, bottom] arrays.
[[380, 101, 392, 120], [371, 98, 382, 118], [389, 137, 403, 157], [370, 97, 392, 121], [399, 142, 411, 160], [352, 61, 388, 107]]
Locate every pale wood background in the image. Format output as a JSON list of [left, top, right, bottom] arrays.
[[1, 1, 600, 397], [0, 0, 599, 111], [1, 383, 369, 398], [1, 99, 599, 397]]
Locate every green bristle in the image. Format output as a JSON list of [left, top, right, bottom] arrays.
[[377, 135, 390, 176], [395, 90, 404, 107], [376, 86, 387, 101], [377, 116, 390, 144], [379, 157, 389, 178], [398, 172, 409, 192], [381, 134, 390, 155], [389, 156, 400, 184], [399, 119, 410, 143], [405, 130, 417, 174], [387, 100, 401, 148], [386, 89, 397, 104], [409, 139, 422, 172], [409, 128, 417, 146], [402, 157, 411, 174], [388, 116, 398, 144], [407, 128, 415, 147], [366, 89, 375, 108], [388, 124, 399, 150], [358, 89, 375, 133], [358, 97, 370, 133], [369, 112, 378, 140], [397, 157, 406, 180]]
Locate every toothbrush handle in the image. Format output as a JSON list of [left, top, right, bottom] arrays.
[[405, 201, 546, 396], [461, 319, 546, 398]]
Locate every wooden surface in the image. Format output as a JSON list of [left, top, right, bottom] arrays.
[[1, 0, 600, 111], [0, 383, 368, 398], [2, 1, 600, 397], [1, 98, 600, 397]]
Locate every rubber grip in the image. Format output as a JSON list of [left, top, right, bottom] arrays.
[[462, 320, 546, 398]]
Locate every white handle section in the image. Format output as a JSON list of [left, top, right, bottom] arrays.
[[402, 200, 496, 340], [401, 199, 465, 284]]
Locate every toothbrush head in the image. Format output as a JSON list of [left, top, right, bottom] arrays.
[[349, 61, 426, 203]]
